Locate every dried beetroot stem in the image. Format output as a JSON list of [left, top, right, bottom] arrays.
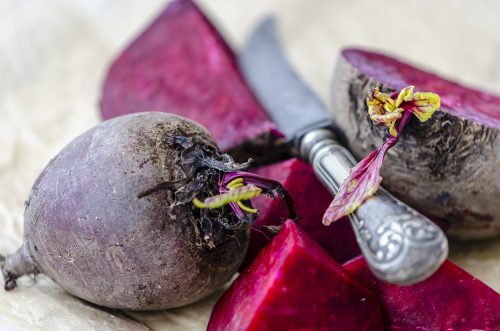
[[1, 244, 39, 291]]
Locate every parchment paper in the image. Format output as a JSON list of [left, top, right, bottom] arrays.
[[1, 0, 499, 329]]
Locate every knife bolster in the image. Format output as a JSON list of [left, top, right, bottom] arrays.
[[299, 129, 356, 195]]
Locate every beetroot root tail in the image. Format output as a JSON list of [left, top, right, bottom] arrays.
[[1, 244, 39, 291], [1, 259, 17, 291]]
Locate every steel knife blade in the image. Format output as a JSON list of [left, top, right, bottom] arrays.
[[239, 17, 448, 285], [239, 17, 332, 142]]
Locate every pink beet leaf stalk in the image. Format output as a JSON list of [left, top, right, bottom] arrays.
[[193, 171, 296, 223], [323, 86, 440, 225]]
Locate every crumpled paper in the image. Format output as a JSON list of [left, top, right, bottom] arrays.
[[1, 0, 499, 330]]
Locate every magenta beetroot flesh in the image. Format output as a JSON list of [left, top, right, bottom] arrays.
[[344, 256, 500, 330], [208, 220, 384, 331], [343, 49, 500, 129], [241, 158, 360, 269], [100, 0, 275, 151]]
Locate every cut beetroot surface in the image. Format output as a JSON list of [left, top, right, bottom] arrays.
[[208, 220, 384, 331], [344, 256, 500, 330], [343, 49, 500, 129], [100, 0, 275, 151], [241, 158, 360, 269]]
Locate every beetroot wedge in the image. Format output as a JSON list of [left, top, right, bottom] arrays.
[[208, 220, 384, 331], [241, 158, 360, 269], [100, 0, 276, 153], [344, 256, 500, 330], [332, 49, 500, 239]]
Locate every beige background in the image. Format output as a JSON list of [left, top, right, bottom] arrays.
[[0, 0, 499, 329]]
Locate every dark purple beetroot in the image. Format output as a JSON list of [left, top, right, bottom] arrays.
[[100, 0, 278, 157], [241, 158, 360, 269], [208, 220, 384, 331], [1, 112, 250, 310], [332, 48, 500, 239], [344, 256, 500, 330]]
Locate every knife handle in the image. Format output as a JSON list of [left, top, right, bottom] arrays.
[[300, 129, 448, 285]]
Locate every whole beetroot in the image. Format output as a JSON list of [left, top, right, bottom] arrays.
[[1, 112, 254, 310]]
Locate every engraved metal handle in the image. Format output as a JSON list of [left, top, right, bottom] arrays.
[[300, 129, 448, 285]]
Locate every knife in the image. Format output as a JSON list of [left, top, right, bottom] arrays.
[[239, 17, 448, 285]]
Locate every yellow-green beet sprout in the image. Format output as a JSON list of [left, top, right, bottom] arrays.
[[193, 179, 262, 213]]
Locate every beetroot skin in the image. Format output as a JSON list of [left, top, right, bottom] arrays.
[[208, 220, 384, 331], [332, 48, 500, 239], [100, 0, 276, 153], [1, 112, 250, 310], [344, 257, 500, 330], [241, 158, 360, 269]]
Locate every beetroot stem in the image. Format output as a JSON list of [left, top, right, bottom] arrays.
[[222, 171, 297, 221]]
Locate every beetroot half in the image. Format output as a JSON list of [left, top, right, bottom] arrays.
[[100, 0, 279, 160], [208, 220, 384, 331], [344, 256, 500, 330], [241, 158, 360, 269], [331, 48, 500, 239]]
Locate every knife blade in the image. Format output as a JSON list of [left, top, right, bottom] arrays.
[[238, 17, 332, 142], [239, 17, 448, 285]]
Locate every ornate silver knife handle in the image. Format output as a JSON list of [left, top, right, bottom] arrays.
[[300, 129, 448, 285]]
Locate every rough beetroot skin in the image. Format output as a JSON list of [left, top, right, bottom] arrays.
[[332, 48, 500, 239], [344, 256, 500, 330], [1, 112, 249, 310], [241, 158, 360, 269], [100, 0, 276, 153], [208, 220, 384, 331]]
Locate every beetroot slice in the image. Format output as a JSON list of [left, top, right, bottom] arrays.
[[332, 48, 500, 239], [343, 49, 500, 128], [241, 158, 360, 269], [100, 0, 275, 151], [344, 257, 500, 330], [208, 220, 384, 331]]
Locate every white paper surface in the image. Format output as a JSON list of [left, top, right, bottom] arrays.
[[1, 0, 499, 329]]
